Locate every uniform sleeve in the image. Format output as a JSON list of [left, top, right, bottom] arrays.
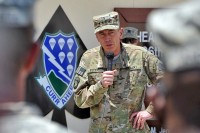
[[143, 50, 164, 114], [145, 102, 154, 114], [73, 53, 107, 108], [143, 50, 164, 84]]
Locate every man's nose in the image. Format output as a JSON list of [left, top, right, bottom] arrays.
[[104, 35, 111, 42]]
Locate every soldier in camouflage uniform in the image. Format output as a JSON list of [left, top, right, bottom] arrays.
[[147, 0, 200, 133], [0, 0, 75, 133], [121, 27, 139, 45], [73, 12, 163, 133]]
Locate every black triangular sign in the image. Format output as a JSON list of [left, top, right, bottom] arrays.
[[26, 5, 90, 128]]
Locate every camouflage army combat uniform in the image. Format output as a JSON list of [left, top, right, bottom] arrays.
[[74, 44, 163, 133], [0, 102, 73, 133]]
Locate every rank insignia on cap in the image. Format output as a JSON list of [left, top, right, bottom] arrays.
[[93, 11, 119, 33]]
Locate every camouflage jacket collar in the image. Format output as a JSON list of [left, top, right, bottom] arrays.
[[97, 43, 130, 69]]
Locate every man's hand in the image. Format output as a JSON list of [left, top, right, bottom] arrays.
[[130, 110, 153, 130], [101, 70, 116, 88]]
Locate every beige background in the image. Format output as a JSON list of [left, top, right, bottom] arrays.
[[34, 0, 184, 49]]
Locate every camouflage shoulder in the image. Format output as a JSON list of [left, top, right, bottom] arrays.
[[77, 46, 100, 76], [125, 43, 158, 58], [122, 43, 150, 57], [122, 43, 148, 53], [82, 46, 101, 57]]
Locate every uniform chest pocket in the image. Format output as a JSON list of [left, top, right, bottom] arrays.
[[129, 67, 148, 87], [88, 71, 103, 85], [128, 68, 148, 104]]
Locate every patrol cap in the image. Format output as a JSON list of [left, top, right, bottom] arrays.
[[0, 0, 35, 27], [147, 0, 200, 72], [93, 11, 119, 33], [122, 27, 138, 39]]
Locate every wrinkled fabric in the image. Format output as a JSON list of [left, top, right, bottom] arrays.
[[74, 44, 163, 133]]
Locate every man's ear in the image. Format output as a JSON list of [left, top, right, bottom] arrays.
[[119, 28, 124, 40], [95, 33, 100, 42], [23, 42, 40, 74]]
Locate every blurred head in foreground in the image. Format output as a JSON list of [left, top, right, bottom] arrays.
[[0, 1, 76, 133], [0, 0, 38, 103], [147, 0, 200, 132]]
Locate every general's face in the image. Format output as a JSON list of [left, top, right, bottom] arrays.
[[96, 29, 123, 56]]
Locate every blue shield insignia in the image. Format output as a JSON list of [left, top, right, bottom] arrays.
[[36, 31, 79, 109]]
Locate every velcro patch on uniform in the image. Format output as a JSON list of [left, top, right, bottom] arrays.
[[76, 66, 86, 76], [73, 77, 80, 89]]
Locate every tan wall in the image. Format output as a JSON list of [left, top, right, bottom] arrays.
[[34, 0, 184, 49]]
